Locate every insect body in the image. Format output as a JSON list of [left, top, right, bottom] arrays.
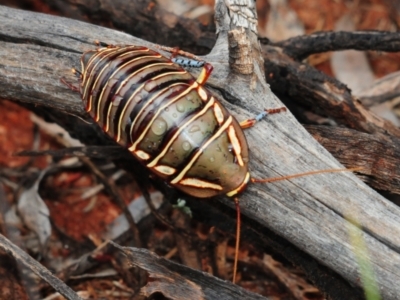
[[79, 45, 250, 199], [69, 44, 354, 283]]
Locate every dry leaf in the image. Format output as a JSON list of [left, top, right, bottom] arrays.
[[17, 170, 51, 249]]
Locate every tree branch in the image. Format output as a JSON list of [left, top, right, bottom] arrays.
[[271, 31, 400, 61], [1, 3, 400, 299]]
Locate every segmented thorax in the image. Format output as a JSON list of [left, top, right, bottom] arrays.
[[80, 45, 250, 198]]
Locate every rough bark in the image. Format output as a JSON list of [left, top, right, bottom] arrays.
[[0, 234, 83, 300], [307, 125, 400, 195], [1, 2, 400, 299]]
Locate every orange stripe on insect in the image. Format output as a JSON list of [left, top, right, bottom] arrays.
[[226, 172, 251, 197], [86, 61, 114, 113], [83, 47, 130, 103], [134, 150, 151, 160], [197, 86, 208, 101], [213, 101, 224, 125], [228, 125, 244, 167], [116, 70, 190, 142], [171, 116, 233, 184], [111, 60, 177, 99], [118, 47, 150, 58], [128, 81, 200, 151], [85, 47, 152, 112], [96, 59, 168, 122], [83, 47, 123, 74], [104, 71, 186, 135], [119, 82, 187, 138], [147, 97, 216, 168], [154, 165, 177, 175], [179, 178, 223, 190], [81, 48, 115, 90]]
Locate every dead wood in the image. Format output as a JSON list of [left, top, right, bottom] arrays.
[[262, 45, 400, 140], [357, 70, 400, 107], [108, 241, 268, 300], [16, 146, 124, 159], [1, 2, 400, 300], [57, 239, 268, 300], [182, 196, 364, 300], [0, 233, 83, 300], [16, 0, 216, 53], [271, 31, 400, 61], [307, 125, 400, 195], [20, 0, 400, 142]]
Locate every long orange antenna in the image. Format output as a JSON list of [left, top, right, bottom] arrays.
[[232, 166, 363, 283], [251, 166, 363, 184], [233, 197, 241, 283]]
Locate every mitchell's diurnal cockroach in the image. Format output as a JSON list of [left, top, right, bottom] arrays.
[[63, 43, 358, 283]]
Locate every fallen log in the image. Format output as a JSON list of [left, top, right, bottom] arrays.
[[1, 2, 400, 299]]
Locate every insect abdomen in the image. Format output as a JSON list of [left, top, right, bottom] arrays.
[[79, 45, 250, 198]]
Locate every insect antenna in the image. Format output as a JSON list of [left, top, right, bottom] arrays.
[[251, 166, 364, 184], [233, 197, 241, 284], [232, 166, 363, 283]]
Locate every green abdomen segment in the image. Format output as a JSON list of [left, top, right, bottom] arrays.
[[80, 45, 249, 198]]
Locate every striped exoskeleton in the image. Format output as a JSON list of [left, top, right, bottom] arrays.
[[66, 44, 354, 283], [79, 44, 254, 198]]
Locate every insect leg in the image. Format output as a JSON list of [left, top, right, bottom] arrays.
[[94, 40, 118, 49], [195, 63, 214, 85], [240, 107, 287, 129], [60, 77, 80, 92], [60, 67, 83, 92], [72, 68, 82, 77]]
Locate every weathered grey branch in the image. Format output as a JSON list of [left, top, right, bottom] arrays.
[[262, 46, 400, 140], [271, 31, 400, 61], [13, 0, 400, 141], [102, 241, 269, 300], [1, 3, 400, 299], [307, 125, 400, 195], [14, 0, 216, 53], [0, 233, 83, 300]]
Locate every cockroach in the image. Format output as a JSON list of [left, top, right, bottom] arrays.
[[63, 43, 358, 283]]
